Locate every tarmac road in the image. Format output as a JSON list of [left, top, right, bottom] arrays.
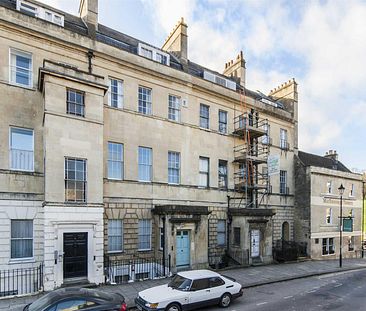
[[205, 268, 366, 311]]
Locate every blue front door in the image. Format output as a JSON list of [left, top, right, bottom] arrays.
[[176, 230, 190, 267]]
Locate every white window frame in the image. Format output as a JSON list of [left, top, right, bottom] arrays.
[[280, 128, 288, 150], [280, 170, 287, 194], [138, 86, 152, 115], [9, 127, 34, 172], [218, 160, 228, 189], [10, 220, 33, 260], [168, 151, 180, 184], [108, 219, 123, 253], [64, 157, 87, 203], [138, 147, 152, 182], [262, 124, 270, 144], [218, 110, 228, 134], [138, 219, 152, 251], [17, 0, 38, 16], [326, 207, 332, 224], [199, 157, 209, 188], [108, 78, 123, 108], [16, 1, 64, 26], [348, 236, 354, 251], [327, 181, 332, 194], [349, 184, 355, 197], [322, 237, 335, 255], [138, 43, 170, 65], [159, 227, 164, 251], [168, 95, 181, 122], [9, 48, 33, 88], [200, 104, 210, 129], [107, 142, 124, 180]]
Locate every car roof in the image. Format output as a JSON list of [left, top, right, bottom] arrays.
[[38, 287, 116, 305], [177, 269, 220, 280]]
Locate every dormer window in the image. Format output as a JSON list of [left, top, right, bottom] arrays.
[[16, 0, 64, 27], [141, 47, 153, 59], [156, 53, 168, 65], [19, 1, 37, 17], [203, 71, 236, 91], [138, 43, 170, 66]]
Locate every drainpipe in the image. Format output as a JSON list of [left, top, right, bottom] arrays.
[[227, 195, 231, 255], [87, 50, 94, 73], [162, 216, 166, 272]]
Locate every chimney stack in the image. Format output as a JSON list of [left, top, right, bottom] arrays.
[[223, 51, 246, 87], [79, 0, 98, 38], [162, 17, 188, 62], [324, 149, 338, 161]]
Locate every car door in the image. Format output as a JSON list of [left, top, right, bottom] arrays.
[[208, 277, 226, 304], [188, 278, 211, 309]]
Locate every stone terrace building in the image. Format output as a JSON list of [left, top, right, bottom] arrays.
[[294, 150, 363, 260], [0, 0, 298, 290]]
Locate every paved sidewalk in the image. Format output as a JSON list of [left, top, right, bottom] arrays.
[[2, 258, 366, 311]]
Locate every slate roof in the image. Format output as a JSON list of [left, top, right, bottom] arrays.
[[298, 151, 351, 173], [0, 0, 286, 109]]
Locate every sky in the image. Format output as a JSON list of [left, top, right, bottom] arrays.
[[40, 0, 366, 171]]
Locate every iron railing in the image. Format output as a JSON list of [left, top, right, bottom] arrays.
[[273, 240, 308, 262], [0, 264, 43, 298], [104, 255, 171, 285]]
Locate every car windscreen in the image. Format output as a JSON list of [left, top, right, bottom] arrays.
[[168, 275, 192, 291], [88, 289, 116, 301], [28, 292, 59, 311]]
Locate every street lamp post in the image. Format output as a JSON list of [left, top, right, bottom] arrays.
[[338, 184, 345, 268]]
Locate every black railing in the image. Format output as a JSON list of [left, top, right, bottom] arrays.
[[0, 264, 43, 297], [104, 255, 171, 285], [273, 240, 308, 262]]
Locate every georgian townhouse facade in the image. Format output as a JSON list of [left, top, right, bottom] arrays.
[[294, 150, 363, 259], [0, 0, 298, 290]]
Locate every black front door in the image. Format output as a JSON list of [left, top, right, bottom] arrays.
[[63, 232, 88, 279]]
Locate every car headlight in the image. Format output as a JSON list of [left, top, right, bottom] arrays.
[[145, 302, 159, 309]]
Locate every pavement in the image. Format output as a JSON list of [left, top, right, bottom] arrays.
[[1, 258, 366, 311]]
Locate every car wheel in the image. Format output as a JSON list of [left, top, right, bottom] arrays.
[[165, 302, 181, 311], [219, 293, 232, 308]]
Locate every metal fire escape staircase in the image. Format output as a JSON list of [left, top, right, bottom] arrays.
[[232, 90, 269, 209]]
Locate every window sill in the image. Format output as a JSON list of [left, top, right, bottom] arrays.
[[199, 127, 211, 132], [107, 177, 123, 181], [9, 168, 35, 173], [9, 257, 35, 264], [138, 249, 152, 252], [137, 111, 152, 116], [138, 180, 152, 183], [107, 251, 123, 254], [8, 81, 35, 91]]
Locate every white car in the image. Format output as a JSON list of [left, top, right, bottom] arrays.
[[135, 269, 243, 311]]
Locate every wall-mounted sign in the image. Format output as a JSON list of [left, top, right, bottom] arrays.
[[343, 218, 353, 232], [268, 154, 280, 176]]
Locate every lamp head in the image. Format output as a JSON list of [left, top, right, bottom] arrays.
[[338, 184, 345, 196]]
